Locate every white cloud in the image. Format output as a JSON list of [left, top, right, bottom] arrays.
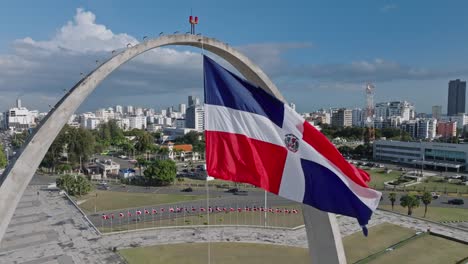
[[381, 4, 398, 12], [15, 8, 138, 53]]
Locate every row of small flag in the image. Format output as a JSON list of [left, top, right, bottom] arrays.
[[102, 207, 300, 219]]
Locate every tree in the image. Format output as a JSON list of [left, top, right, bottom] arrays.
[[421, 192, 432, 218], [134, 132, 154, 154], [11, 131, 27, 149], [338, 146, 353, 157], [144, 160, 177, 186], [56, 174, 92, 196], [0, 143, 7, 168], [388, 192, 397, 211], [400, 194, 420, 216]]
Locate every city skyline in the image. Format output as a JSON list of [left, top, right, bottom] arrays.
[[1, 2, 468, 113]]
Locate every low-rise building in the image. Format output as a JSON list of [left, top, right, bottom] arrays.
[[437, 121, 457, 138], [373, 140, 468, 172]]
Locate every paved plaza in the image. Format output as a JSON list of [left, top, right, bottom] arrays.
[[0, 186, 124, 264], [1, 185, 467, 263]]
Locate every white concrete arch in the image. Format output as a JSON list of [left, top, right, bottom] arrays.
[[0, 34, 345, 263]]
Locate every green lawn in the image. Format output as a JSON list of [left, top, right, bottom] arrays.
[[117, 224, 411, 264], [119, 242, 310, 264], [78, 191, 204, 213], [373, 235, 468, 264], [343, 223, 415, 263], [99, 206, 304, 232], [366, 170, 402, 190], [379, 205, 468, 222], [119, 229, 468, 264]]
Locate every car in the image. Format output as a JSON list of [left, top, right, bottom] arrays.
[[226, 188, 239, 193], [233, 190, 248, 196], [181, 187, 193, 192], [118, 155, 127, 159], [431, 192, 440, 199], [448, 199, 464, 205]]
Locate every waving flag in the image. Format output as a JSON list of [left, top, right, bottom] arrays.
[[203, 55, 381, 231]]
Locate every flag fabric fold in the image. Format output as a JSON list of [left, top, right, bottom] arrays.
[[203, 55, 381, 228]]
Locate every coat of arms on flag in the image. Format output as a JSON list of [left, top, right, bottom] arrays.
[[203, 55, 381, 233]]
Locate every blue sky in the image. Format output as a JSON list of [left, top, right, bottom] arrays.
[[0, 0, 467, 113]]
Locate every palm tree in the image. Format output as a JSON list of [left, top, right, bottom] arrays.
[[421, 192, 432, 217], [400, 194, 420, 216], [388, 192, 397, 211]]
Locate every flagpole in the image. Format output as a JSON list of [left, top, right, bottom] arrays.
[[264, 191, 267, 227], [206, 176, 211, 264]]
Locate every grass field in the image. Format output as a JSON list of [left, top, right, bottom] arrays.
[[366, 170, 402, 189], [374, 235, 468, 264], [78, 191, 204, 213], [119, 224, 468, 264], [379, 205, 468, 222], [343, 223, 415, 263], [119, 242, 310, 264], [99, 206, 304, 232]]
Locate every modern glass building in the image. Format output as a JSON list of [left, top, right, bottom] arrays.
[[373, 140, 468, 172]]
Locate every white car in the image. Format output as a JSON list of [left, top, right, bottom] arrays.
[[431, 192, 440, 199]]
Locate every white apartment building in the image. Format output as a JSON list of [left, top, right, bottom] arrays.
[[115, 105, 123, 114], [116, 118, 130, 131], [79, 112, 96, 129], [4, 99, 36, 132], [129, 115, 147, 130], [86, 118, 101, 130], [375, 101, 415, 121], [186, 105, 205, 131], [135, 107, 143, 116], [125, 105, 134, 115], [179, 103, 186, 115], [95, 108, 114, 122]]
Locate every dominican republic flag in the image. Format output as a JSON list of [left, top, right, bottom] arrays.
[[203, 55, 381, 230]]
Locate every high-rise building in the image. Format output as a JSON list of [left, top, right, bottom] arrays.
[[126, 105, 134, 115], [179, 103, 186, 115], [331, 108, 352, 127], [175, 118, 186, 128], [447, 79, 466, 116], [135, 107, 143, 116], [289, 103, 296, 111], [352, 108, 364, 127], [417, 119, 437, 139], [188, 95, 200, 107], [115, 105, 123, 114], [186, 105, 205, 131], [432, 105, 442, 120]]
